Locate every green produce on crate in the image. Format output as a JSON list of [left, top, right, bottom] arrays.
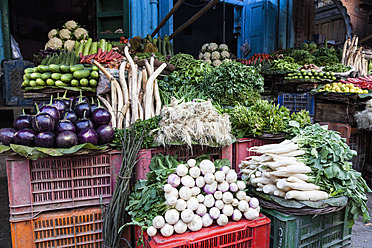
[[79, 78, 89, 86], [51, 73, 62, 80], [24, 68, 34, 74], [90, 71, 99, 79], [37, 65, 50, 73], [284, 69, 336, 81], [70, 64, 84, 72], [71, 79, 79, 87], [73, 69, 90, 79], [49, 64, 61, 73], [55, 80, 69, 87], [89, 79, 97, 87], [46, 79, 55, 86], [30, 72, 41, 80], [60, 64, 70, 73], [41, 72, 51, 80], [29, 80, 37, 87], [268, 57, 300, 72], [36, 78, 46, 86], [323, 63, 352, 73], [61, 73, 74, 83]]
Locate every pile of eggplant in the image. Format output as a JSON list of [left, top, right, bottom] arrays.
[[0, 93, 114, 148]]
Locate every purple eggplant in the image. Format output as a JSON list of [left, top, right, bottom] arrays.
[[52, 98, 68, 117], [72, 90, 89, 107], [90, 97, 99, 113], [13, 128, 36, 146], [32, 104, 55, 132], [91, 103, 111, 126], [75, 110, 94, 133], [40, 96, 60, 122], [63, 109, 78, 123], [78, 128, 98, 145], [0, 128, 16, 145], [56, 131, 78, 148], [35, 132, 56, 148], [96, 125, 114, 145], [13, 110, 32, 130], [56, 120, 76, 134], [73, 101, 90, 119], [58, 90, 71, 108]]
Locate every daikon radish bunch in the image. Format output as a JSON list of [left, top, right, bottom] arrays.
[[147, 159, 261, 238], [95, 45, 166, 129], [155, 99, 233, 148], [239, 140, 329, 202]]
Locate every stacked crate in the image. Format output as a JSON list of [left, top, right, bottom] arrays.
[[7, 151, 122, 247]]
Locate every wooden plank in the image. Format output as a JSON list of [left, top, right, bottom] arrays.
[[314, 102, 357, 126]]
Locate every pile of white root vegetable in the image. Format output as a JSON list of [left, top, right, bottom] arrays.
[[341, 36, 369, 76], [239, 140, 329, 202], [93, 45, 166, 129], [146, 159, 260, 238]]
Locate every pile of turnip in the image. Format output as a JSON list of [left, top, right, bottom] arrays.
[[146, 159, 260, 238], [239, 140, 329, 201], [94, 45, 166, 129], [155, 99, 233, 148]]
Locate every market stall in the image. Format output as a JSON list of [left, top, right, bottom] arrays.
[[0, 4, 371, 247]]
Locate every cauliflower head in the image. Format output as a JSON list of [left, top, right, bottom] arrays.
[[208, 42, 218, 51], [74, 28, 88, 40], [219, 44, 228, 51], [203, 52, 211, 60], [212, 60, 222, 67], [201, 43, 209, 52], [48, 29, 58, 39], [45, 37, 63, 50], [211, 51, 221, 61], [203, 59, 212, 65], [59, 29, 71, 40], [199, 53, 204, 59], [65, 20, 78, 30], [64, 40, 75, 51], [221, 51, 230, 59]]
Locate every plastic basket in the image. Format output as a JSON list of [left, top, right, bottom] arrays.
[[278, 92, 314, 115], [135, 145, 233, 181], [7, 151, 121, 221], [234, 138, 279, 173], [318, 122, 351, 144], [141, 214, 271, 248], [3, 60, 34, 106], [10, 206, 103, 248], [262, 206, 351, 248]]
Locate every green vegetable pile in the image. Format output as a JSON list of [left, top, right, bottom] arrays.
[[169, 53, 195, 69], [287, 49, 315, 65], [267, 57, 300, 72], [228, 100, 311, 138], [323, 63, 352, 73], [313, 47, 340, 66], [291, 123, 371, 226], [112, 116, 161, 150], [201, 61, 264, 106]]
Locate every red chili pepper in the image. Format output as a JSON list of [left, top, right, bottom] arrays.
[[97, 48, 102, 59]]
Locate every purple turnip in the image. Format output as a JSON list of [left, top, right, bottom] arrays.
[[35, 132, 56, 148], [13, 129, 36, 146], [56, 131, 78, 148], [96, 125, 114, 145], [13, 110, 32, 130], [78, 128, 98, 145], [0, 128, 16, 145]]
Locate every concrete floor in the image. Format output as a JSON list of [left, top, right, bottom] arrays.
[[0, 155, 371, 248]]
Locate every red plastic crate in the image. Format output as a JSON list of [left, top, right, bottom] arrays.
[[318, 122, 351, 144], [7, 151, 122, 221], [135, 145, 233, 181], [140, 214, 270, 248], [234, 138, 281, 173], [10, 206, 103, 248]]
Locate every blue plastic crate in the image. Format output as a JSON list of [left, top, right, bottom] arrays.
[[278, 92, 314, 116], [3, 60, 34, 106]]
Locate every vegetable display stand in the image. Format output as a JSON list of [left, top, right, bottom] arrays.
[[233, 138, 283, 173], [137, 214, 270, 248], [6, 150, 121, 221], [134, 145, 233, 181], [278, 92, 315, 116], [262, 206, 351, 248], [10, 206, 104, 248]]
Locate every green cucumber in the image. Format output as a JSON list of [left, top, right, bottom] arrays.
[[76, 42, 84, 56], [37, 65, 50, 73], [73, 69, 91, 79], [41, 72, 52, 80], [83, 38, 92, 56], [29, 80, 37, 87], [25, 73, 32, 80], [71, 79, 79, 87], [22, 81, 30, 87], [60, 64, 70, 73], [46, 79, 55, 86], [79, 78, 89, 86], [92, 65, 99, 71], [90, 71, 99, 79], [162, 41, 167, 56], [99, 39, 106, 52], [107, 43, 112, 52], [49, 64, 61, 73], [24, 68, 34, 74], [61, 73, 74, 83], [30, 72, 41, 79], [32, 67, 38, 73], [90, 42, 98, 55], [89, 79, 98, 87], [70, 64, 85, 72], [36, 78, 46, 86], [51, 73, 62, 80], [55, 80, 70, 87], [146, 34, 153, 43], [74, 41, 79, 51]]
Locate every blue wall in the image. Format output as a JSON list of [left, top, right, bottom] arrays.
[[0, 9, 5, 62]]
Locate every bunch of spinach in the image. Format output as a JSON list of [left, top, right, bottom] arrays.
[[200, 61, 264, 106], [287, 49, 315, 65], [313, 47, 340, 66], [291, 123, 371, 227], [112, 116, 161, 150]]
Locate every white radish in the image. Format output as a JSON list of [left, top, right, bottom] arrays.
[[191, 187, 201, 196], [215, 171, 226, 182], [195, 176, 205, 188], [199, 160, 215, 175], [222, 192, 233, 204], [187, 197, 199, 211], [209, 207, 221, 219], [166, 195, 178, 206], [152, 216, 165, 229], [232, 198, 239, 207], [167, 174, 181, 187], [196, 204, 207, 216], [147, 226, 157, 237], [236, 191, 247, 200], [221, 166, 230, 174], [163, 184, 173, 193], [187, 215, 203, 232], [197, 194, 205, 203], [202, 213, 213, 227], [218, 181, 229, 192], [222, 204, 234, 217], [204, 173, 215, 184], [277, 180, 320, 191], [274, 189, 286, 198], [160, 223, 174, 237], [179, 186, 192, 200], [226, 170, 238, 183], [176, 164, 188, 177], [204, 194, 215, 208], [249, 198, 259, 208], [237, 181, 246, 190], [165, 209, 180, 225], [181, 209, 194, 223], [217, 214, 229, 226], [213, 191, 223, 200], [232, 209, 242, 221], [175, 199, 187, 211], [164, 188, 178, 199], [181, 175, 195, 188], [263, 184, 278, 195], [238, 200, 250, 213], [244, 208, 259, 220], [187, 159, 196, 167], [215, 200, 225, 210], [285, 190, 329, 201], [174, 220, 187, 234], [229, 183, 238, 192], [204, 181, 217, 194], [189, 167, 201, 178]]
